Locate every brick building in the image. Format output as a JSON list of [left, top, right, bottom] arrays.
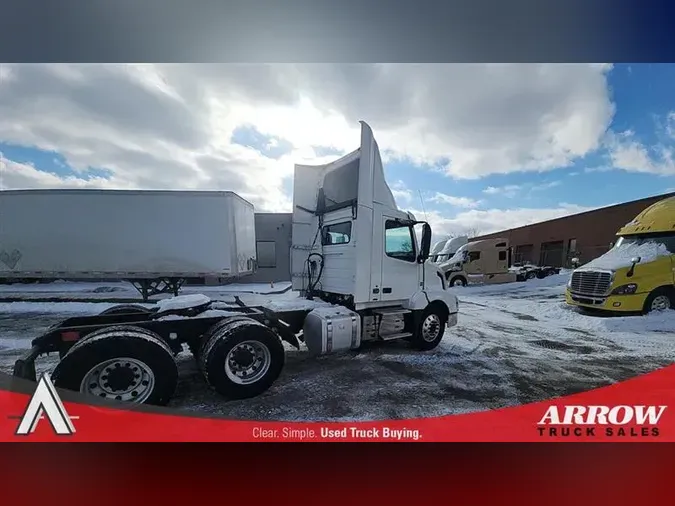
[[473, 192, 675, 268]]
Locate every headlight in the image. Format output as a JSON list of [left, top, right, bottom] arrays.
[[611, 283, 638, 295], [567, 278, 572, 288]]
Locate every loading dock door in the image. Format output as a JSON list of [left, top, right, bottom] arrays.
[[514, 244, 534, 264], [539, 240, 565, 267]]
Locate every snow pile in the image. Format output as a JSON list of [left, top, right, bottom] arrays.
[[264, 296, 334, 312], [156, 294, 211, 311], [602, 309, 675, 334], [157, 309, 247, 321], [581, 242, 670, 271]]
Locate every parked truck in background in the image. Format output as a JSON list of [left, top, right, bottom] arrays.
[[429, 236, 451, 263], [432, 236, 469, 264], [438, 238, 517, 287], [12, 121, 460, 407], [0, 189, 257, 300], [566, 195, 675, 314]]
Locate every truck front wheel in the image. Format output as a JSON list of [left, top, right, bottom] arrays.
[[644, 288, 674, 314], [447, 274, 467, 287], [198, 317, 285, 399], [411, 305, 448, 351], [52, 325, 178, 406]]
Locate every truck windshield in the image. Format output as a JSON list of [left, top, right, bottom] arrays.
[[614, 233, 675, 253]]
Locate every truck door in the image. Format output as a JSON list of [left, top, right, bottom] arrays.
[[379, 216, 420, 303], [466, 250, 482, 274]]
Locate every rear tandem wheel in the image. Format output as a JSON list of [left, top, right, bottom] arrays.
[[52, 325, 179, 406], [198, 317, 286, 400]]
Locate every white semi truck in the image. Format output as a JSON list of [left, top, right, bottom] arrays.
[[0, 189, 257, 300], [432, 236, 469, 264], [13, 122, 459, 407]]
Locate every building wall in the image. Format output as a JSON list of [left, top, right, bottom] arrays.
[[246, 212, 293, 284], [473, 192, 675, 268]]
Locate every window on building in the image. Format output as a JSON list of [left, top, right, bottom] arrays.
[[498, 250, 507, 261], [256, 241, 276, 268], [321, 222, 352, 246], [385, 220, 416, 262], [496, 242, 507, 248], [568, 238, 577, 252], [468, 251, 481, 262]]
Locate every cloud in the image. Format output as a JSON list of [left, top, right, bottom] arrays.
[[604, 119, 675, 176], [482, 180, 561, 198], [429, 192, 481, 208], [0, 64, 615, 211], [0, 155, 121, 189], [411, 203, 597, 239], [390, 180, 414, 207], [483, 184, 523, 198]]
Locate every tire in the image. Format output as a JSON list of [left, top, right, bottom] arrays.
[[447, 275, 467, 287], [411, 304, 448, 351], [526, 271, 537, 280], [198, 317, 285, 400], [643, 288, 674, 314], [52, 325, 178, 406], [188, 316, 253, 361], [99, 304, 152, 316]]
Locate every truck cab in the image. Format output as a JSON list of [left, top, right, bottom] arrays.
[[565, 196, 675, 314], [432, 236, 469, 264], [429, 237, 451, 263], [438, 238, 517, 287], [291, 121, 458, 347]]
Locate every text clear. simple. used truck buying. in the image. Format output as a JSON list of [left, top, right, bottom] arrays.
[[566, 195, 675, 314], [12, 122, 460, 406], [0, 189, 257, 300]]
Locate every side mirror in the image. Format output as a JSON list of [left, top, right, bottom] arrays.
[[418, 223, 432, 263], [627, 256, 641, 278]]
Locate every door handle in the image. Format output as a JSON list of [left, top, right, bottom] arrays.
[[383, 287, 392, 294]]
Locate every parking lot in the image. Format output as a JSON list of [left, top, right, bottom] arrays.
[[1, 274, 674, 421]]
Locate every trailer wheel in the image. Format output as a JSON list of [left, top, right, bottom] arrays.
[[99, 304, 152, 316], [199, 317, 285, 399], [411, 304, 447, 351], [52, 325, 178, 406]]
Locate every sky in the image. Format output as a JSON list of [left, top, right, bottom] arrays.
[[1, 63, 674, 240]]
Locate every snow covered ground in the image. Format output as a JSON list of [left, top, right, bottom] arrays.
[[0, 274, 673, 421]]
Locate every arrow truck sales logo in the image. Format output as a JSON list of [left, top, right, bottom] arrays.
[[11, 373, 78, 436], [537, 405, 667, 438]]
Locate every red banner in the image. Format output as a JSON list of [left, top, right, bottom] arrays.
[[1, 364, 673, 442]]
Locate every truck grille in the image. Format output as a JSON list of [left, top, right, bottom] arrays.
[[569, 271, 612, 296]]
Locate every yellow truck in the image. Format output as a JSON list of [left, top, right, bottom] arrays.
[[565, 195, 675, 314]]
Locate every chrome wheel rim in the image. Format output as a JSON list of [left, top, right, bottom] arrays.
[[225, 340, 271, 385], [651, 295, 671, 312], [452, 279, 464, 287], [422, 314, 442, 342], [81, 357, 155, 403]]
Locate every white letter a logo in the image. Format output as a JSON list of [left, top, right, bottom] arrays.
[[15, 372, 76, 436]]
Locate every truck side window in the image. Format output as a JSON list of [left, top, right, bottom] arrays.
[[385, 221, 416, 262], [498, 250, 507, 261], [468, 251, 481, 262], [321, 222, 352, 246]]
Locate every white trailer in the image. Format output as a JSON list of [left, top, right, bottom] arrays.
[[0, 189, 257, 299], [13, 122, 459, 407]]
